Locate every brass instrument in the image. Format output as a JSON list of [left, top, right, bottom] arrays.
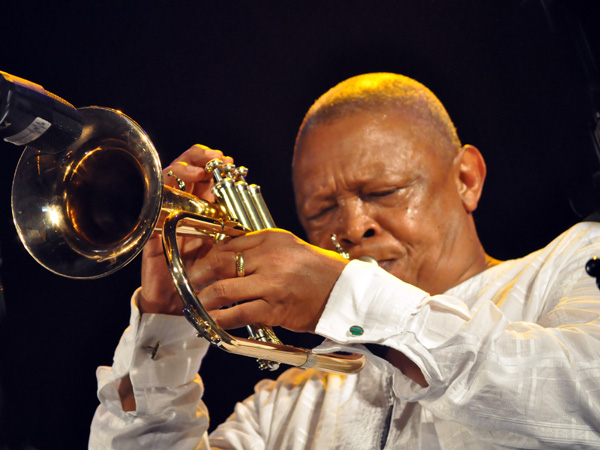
[[11, 106, 365, 375]]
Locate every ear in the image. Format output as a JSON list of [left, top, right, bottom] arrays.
[[455, 145, 486, 213]]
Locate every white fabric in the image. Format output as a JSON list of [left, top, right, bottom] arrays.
[[90, 222, 600, 449], [90, 298, 211, 449]]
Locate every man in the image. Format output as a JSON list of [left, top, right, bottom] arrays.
[[90, 73, 600, 448]]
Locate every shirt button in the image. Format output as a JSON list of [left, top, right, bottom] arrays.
[[349, 325, 364, 336]]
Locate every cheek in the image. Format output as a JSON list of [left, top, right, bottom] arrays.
[[378, 207, 420, 238], [376, 202, 441, 246]]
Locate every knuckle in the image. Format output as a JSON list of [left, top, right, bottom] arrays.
[[207, 251, 231, 276], [211, 280, 230, 300]]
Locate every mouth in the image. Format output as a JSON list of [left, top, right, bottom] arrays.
[[349, 251, 397, 270], [349, 247, 403, 273]]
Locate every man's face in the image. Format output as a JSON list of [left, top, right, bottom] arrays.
[[293, 111, 470, 294]]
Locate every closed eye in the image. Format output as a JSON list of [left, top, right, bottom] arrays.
[[366, 188, 399, 198], [363, 178, 417, 203]]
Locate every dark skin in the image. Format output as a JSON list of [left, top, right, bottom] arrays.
[[293, 111, 493, 386], [120, 108, 494, 410], [293, 111, 492, 296]]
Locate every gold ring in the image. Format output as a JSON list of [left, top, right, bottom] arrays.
[[235, 252, 245, 277]]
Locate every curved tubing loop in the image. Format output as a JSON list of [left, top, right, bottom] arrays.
[[161, 210, 366, 375]]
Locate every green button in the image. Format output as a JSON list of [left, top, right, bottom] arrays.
[[349, 325, 364, 336]]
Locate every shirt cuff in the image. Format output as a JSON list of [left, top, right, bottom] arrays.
[[315, 260, 429, 344], [111, 288, 210, 389]]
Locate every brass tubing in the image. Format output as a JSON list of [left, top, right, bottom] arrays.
[[162, 211, 366, 375], [248, 184, 276, 229]]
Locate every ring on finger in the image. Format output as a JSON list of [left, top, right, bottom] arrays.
[[235, 252, 245, 277]]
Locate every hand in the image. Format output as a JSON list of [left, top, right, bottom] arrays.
[[193, 229, 349, 333], [140, 144, 233, 315]]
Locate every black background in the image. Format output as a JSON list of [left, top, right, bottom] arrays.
[[0, 1, 599, 448]]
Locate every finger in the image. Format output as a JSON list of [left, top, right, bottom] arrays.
[[214, 231, 288, 273], [186, 249, 244, 288], [209, 300, 271, 330], [208, 238, 260, 272], [216, 231, 268, 254], [166, 145, 234, 175], [181, 144, 233, 168], [164, 146, 237, 201], [142, 233, 165, 259], [198, 274, 266, 312], [163, 159, 208, 188]]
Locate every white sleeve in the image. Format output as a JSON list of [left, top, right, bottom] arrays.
[[89, 288, 212, 450], [315, 226, 600, 446]]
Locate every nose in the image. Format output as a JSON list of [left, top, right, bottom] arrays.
[[335, 198, 380, 247]]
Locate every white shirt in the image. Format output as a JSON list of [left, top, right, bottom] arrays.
[[90, 222, 600, 449]]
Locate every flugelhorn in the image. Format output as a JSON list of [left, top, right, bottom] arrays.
[[11, 106, 365, 375]]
